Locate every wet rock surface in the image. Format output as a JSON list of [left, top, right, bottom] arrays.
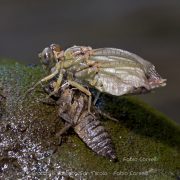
[[0, 61, 70, 179], [0, 59, 179, 179]]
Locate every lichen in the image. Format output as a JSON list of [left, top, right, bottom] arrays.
[[0, 59, 179, 179]]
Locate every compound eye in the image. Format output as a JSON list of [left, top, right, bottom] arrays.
[[50, 44, 64, 61], [50, 44, 61, 52], [39, 47, 53, 66]]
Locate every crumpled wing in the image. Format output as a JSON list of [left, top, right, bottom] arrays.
[[91, 48, 158, 76], [75, 48, 166, 96]]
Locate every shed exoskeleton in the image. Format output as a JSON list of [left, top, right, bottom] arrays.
[[43, 83, 117, 161]]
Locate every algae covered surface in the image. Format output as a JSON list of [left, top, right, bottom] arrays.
[[0, 59, 179, 179]]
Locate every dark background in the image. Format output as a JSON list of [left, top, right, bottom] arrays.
[[0, 0, 179, 123]]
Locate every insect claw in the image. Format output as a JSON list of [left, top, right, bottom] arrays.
[[39, 98, 57, 106], [56, 123, 72, 137], [96, 109, 119, 122], [88, 111, 96, 119], [93, 91, 101, 105]]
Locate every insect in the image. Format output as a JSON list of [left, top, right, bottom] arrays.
[[26, 44, 166, 112], [44, 83, 117, 161]]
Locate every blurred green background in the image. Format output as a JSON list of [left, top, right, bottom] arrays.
[[0, 0, 179, 123]]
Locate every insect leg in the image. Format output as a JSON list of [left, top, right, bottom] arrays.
[[96, 108, 119, 122], [93, 91, 101, 105], [67, 80, 92, 113], [46, 71, 64, 98], [40, 98, 57, 106], [22, 61, 63, 100], [56, 123, 72, 145], [56, 123, 72, 137], [23, 69, 59, 98]]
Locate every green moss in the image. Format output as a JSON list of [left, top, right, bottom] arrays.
[[0, 59, 179, 179], [101, 95, 180, 148]]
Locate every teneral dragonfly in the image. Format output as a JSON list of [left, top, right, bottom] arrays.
[[27, 44, 167, 111]]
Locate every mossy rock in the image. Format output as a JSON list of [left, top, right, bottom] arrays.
[[0, 59, 179, 179]]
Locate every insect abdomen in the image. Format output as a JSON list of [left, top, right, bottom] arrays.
[[74, 111, 117, 161]]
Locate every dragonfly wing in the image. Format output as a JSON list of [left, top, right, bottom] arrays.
[[75, 64, 151, 96], [94, 67, 151, 95], [90, 48, 164, 80], [75, 47, 166, 96], [89, 48, 166, 88], [91, 48, 151, 68]]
